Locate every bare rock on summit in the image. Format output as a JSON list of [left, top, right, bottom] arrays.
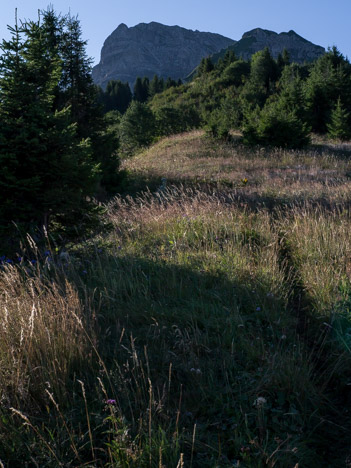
[[92, 22, 236, 88], [212, 28, 325, 63]]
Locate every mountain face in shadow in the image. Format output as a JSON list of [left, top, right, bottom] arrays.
[[92, 23, 325, 89], [211, 28, 325, 63], [92, 22, 236, 88]]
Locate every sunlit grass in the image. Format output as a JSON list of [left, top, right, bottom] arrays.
[[122, 130, 351, 205]]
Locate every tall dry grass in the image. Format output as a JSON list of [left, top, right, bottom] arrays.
[[0, 264, 90, 409], [2, 132, 351, 466]]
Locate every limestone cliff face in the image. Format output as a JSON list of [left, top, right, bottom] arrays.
[[92, 22, 236, 88], [215, 28, 325, 63]]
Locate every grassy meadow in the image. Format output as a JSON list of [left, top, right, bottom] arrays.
[[2, 131, 351, 466]]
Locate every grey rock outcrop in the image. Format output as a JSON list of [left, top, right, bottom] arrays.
[[92, 22, 236, 88], [214, 28, 325, 63]]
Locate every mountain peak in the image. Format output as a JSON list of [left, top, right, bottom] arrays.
[[93, 23, 325, 89], [117, 23, 128, 30], [93, 22, 235, 88], [242, 28, 277, 39], [211, 27, 325, 64]]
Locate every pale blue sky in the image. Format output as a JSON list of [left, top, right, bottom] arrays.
[[1, 1, 350, 66]]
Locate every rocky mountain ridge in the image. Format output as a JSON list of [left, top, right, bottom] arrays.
[[92, 23, 325, 88], [210, 28, 325, 64], [92, 22, 235, 88]]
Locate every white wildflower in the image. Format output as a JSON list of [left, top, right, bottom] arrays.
[[253, 397, 267, 407]]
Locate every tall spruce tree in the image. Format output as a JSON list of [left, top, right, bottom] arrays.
[[327, 98, 351, 141], [240, 48, 277, 111], [58, 13, 98, 137], [149, 75, 164, 97], [0, 14, 99, 235], [119, 101, 156, 155], [250, 47, 278, 92], [133, 76, 149, 102], [165, 77, 177, 89], [104, 80, 132, 113], [222, 50, 237, 68], [304, 47, 351, 133], [275, 65, 307, 121], [42, 9, 120, 194], [277, 48, 290, 74], [142, 77, 150, 96], [197, 57, 215, 76]]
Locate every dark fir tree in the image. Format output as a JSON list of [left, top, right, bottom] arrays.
[[242, 59, 310, 148], [133, 76, 144, 102], [304, 47, 351, 133], [275, 65, 307, 122], [221, 60, 250, 87], [165, 77, 177, 89], [159, 77, 165, 93], [142, 77, 151, 95], [327, 98, 351, 141], [250, 47, 278, 92], [282, 48, 290, 65], [0, 15, 98, 235], [119, 101, 156, 155], [104, 79, 132, 113], [36, 8, 120, 195], [242, 101, 310, 148], [221, 50, 237, 68], [149, 75, 165, 97], [50, 10, 121, 193], [277, 48, 290, 74], [216, 49, 237, 72], [197, 57, 214, 76], [58, 13, 98, 137], [133, 76, 149, 102]]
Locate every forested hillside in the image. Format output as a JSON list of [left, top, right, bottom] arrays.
[[150, 46, 351, 145], [94, 43, 351, 163]]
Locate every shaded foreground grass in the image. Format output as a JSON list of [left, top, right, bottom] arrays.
[[1, 132, 351, 466]]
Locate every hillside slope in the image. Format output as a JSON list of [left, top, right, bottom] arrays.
[[122, 130, 351, 205]]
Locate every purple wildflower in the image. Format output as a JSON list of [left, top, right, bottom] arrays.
[[106, 399, 116, 405]]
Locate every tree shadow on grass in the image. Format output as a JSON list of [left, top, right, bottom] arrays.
[[115, 169, 351, 216], [2, 246, 350, 466], [76, 249, 351, 467], [309, 141, 351, 159]]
